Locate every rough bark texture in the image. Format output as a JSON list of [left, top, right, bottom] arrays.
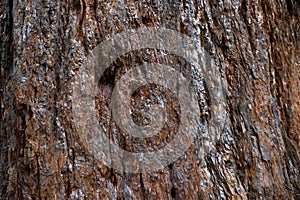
[[1, 0, 299, 199]]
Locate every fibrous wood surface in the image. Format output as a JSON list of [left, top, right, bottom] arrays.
[[0, 0, 299, 199]]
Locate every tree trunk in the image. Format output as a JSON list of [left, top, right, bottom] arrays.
[[1, 0, 299, 199]]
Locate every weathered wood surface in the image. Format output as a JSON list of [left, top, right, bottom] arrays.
[[0, 0, 299, 199]]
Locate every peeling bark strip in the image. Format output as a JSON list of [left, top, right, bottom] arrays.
[[0, 0, 299, 199]]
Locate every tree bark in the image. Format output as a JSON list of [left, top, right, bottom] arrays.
[[1, 0, 299, 199]]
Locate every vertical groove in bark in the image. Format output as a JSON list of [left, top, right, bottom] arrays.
[[0, 0, 14, 196]]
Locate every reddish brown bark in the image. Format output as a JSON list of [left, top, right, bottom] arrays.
[[0, 0, 299, 199]]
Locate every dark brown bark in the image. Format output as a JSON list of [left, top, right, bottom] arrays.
[[1, 0, 299, 199]]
